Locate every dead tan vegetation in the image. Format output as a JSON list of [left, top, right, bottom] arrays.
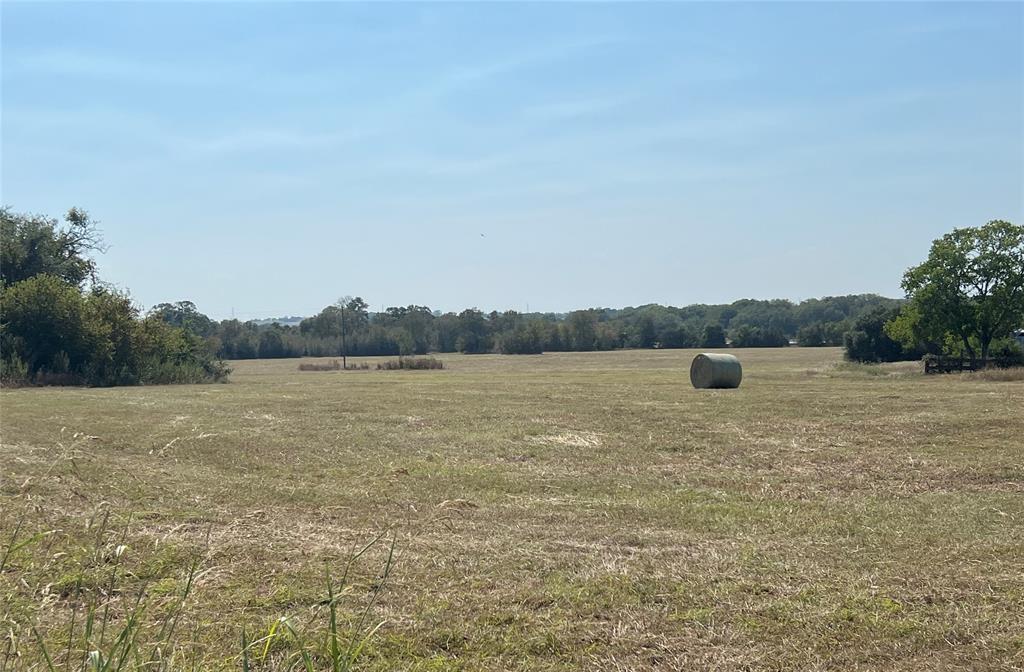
[[959, 366, 1024, 382]]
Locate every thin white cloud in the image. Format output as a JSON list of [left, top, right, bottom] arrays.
[[401, 34, 628, 104], [521, 96, 630, 122], [175, 127, 378, 157], [5, 49, 234, 87]]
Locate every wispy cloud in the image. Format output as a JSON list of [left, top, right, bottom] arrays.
[[521, 96, 630, 122], [175, 127, 379, 158], [400, 34, 627, 104], [5, 49, 235, 87]]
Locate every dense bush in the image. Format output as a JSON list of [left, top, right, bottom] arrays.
[[843, 306, 923, 363], [990, 339, 1024, 368], [377, 357, 444, 370], [1, 208, 228, 386], [298, 360, 370, 371], [298, 360, 341, 371], [0, 275, 227, 386]]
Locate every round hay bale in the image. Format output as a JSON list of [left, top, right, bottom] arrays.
[[690, 353, 742, 389]]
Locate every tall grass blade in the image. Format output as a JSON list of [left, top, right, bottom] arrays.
[[0, 515, 25, 574], [240, 628, 250, 672], [32, 627, 57, 672]]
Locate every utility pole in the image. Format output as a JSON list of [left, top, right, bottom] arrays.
[[337, 295, 354, 370], [340, 302, 347, 370]]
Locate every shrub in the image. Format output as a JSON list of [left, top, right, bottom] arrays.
[[0, 280, 229, 387], [377, 357, 444, 370], [298, 360, 370, 371], [299, 359, 342, 371], [990, 339, 1024, 369], [1, 208, 230, 387], [0, 352, 29, 386], [843, 306, 922, 363]]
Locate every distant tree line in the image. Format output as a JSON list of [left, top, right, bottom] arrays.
[[146, 294, 907, 361], [1, 208, 228, 386], [139, 220, 1024, 368]]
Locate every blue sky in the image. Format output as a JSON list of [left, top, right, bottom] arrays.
[[2, 2, 1022, 320]]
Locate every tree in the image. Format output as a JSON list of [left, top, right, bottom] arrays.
[[0, 274, 93, 376], [0, 274, 226, 384], [731, 325, 788, 348], [796, 323, 826, 347], [700, 324, 726, 348], [894, 220, 1024, 360], [1, 207, 226, 386], [564, 310, 599, 351], [455, 309, 491, 353], [149, 301, 216, 337], [635, 315, 657, 348], [844, 306, 918, 363], [498, 322, 545, 354], [658, 324, 697, 349], [343, 297, 370, 331], [257, 325, 287, 358], [1, 207, 105, 288], [300, 306, 343, 339]]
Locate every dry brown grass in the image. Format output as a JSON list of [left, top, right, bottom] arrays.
[[1, 348, 1022, 670], [299, 359, 343, 371], [959, 366, 1024, 382]]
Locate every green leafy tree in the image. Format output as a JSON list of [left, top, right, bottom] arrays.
[[0, 207, 104, 288], [455, 309, 491, 353], [498, 321, 545, 354], [149, 301, 216, 337], [893, 220, 1024, 360], [632, 315, 657, 348], [0, 274, 226, 384], [796, 323, 826, 347], [300, 306, 343, 339], [257, 325, 288, 358], [658, 324, 697, 349], [564, 310, 599, 351], [0, 274, 93, 376], [844, 306, 918, 363], [731, 325, 788, 348], [85, 287, 145, 385], [700, 324, 726, 348], [343, 296, 370, 331], [0, 207, 227, 386]]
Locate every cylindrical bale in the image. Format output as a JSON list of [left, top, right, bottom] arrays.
[[690, 353, 742, 389]]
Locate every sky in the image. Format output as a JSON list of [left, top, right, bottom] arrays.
[[2, 2, 1022, 320]]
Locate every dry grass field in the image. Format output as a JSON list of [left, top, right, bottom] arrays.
[[1, 348, 1022, 670]]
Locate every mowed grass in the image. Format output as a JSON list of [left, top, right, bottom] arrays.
[[1, 348, 1022, 670]]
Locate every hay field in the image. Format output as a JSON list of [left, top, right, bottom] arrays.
[[1, 348, 1022, 670]]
